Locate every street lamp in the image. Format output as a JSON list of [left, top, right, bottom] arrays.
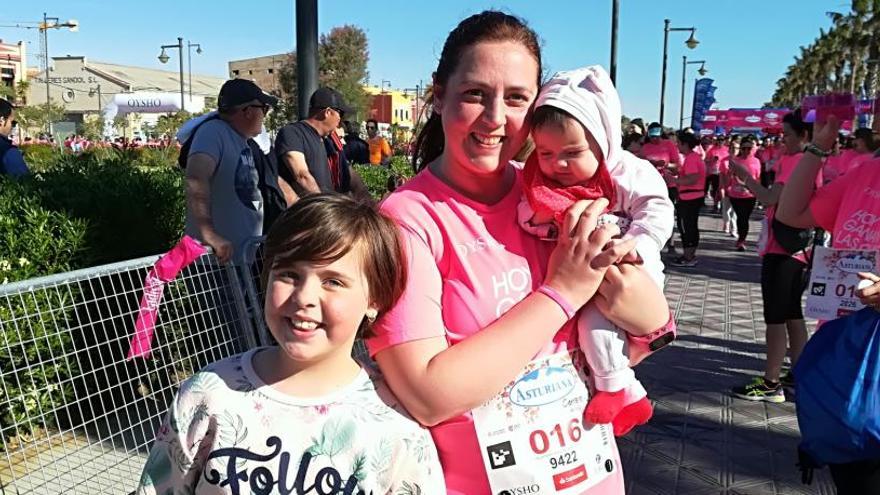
[[158, 37, 185, 111], [680, 56, 708, 129], [610, 0, 619, 84], [39, 13, 79, 136], [187, 42, 202, 101], [381, 80, 391, 93], [659, 19, 699, 127]]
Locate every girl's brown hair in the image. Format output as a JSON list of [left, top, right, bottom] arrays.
[[411, 10, 543, 172], [261, 194, 406, 338]]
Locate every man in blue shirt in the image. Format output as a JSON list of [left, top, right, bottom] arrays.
[[0, 98, 29, 177]]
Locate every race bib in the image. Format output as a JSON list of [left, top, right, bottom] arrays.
[[805, 246, 879, 320], [472, 350, 616, 494]]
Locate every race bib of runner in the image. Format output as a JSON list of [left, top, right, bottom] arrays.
[[805, 246, 879, 320], [472, 350, 616, 494]]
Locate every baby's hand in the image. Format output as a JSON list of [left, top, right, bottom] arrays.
[[602, 238, 641, 264]]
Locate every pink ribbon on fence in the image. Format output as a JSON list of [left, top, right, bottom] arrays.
[[127, 236, 207, 359]]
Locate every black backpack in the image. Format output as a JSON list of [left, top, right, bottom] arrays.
[[249, 140, 288, 232], [177, 115, 220, 169]]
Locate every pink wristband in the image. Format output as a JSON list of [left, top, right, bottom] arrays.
[[537, 285, 577, 320]]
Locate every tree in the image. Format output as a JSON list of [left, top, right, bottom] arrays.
[[271, 25, 370, 131], [16, 102, 65, 136], [154, 111, 193, 139], [772, 0, 880, 107]]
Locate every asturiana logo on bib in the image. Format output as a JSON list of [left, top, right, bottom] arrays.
[[836, 255, 874, 274], [510, 367, 576, 407]]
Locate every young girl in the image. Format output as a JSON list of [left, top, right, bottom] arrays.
[[516, 66, 676, 436], [136, 194, 444, 494]]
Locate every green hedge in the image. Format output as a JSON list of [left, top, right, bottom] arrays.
[[352, 155, 415, 199], [0, 179, 88, 446]]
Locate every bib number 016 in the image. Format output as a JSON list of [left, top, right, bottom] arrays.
[[528, 418, 583, 454]]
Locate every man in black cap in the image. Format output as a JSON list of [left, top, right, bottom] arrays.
[[275, 87, 355, 194], [0, 98, 28, 177], [183, 78, 278, 264]]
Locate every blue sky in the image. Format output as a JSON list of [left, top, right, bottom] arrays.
[[3, 0, 849, 123]]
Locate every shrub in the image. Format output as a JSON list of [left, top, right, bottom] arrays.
[[20, 144, 62, 172], [352, 155, 415, 200], [0, 178, 88, 446], [33, 156, 185, 266]]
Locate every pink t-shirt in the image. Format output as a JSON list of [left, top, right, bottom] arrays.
[[761, 153, 824, 258], [641, 140, 681, 188], [810, 159, 880, 249], [727, 156, 761, 199], [706, 145, 728, 175], [678, 150, 707, 201], [368, 166, 625, 495]]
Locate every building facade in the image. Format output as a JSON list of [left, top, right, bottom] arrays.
[[27, 56, 225, 138], [0, 40, 27, 103], [228, 54, 289, 96]]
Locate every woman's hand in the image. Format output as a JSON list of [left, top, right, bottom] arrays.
[[730, 161, 750, 182], [812, 114, 840, 152], [594, 264, 670, 335], [857, 272, 880, 309], [545, 198, 623, 309]]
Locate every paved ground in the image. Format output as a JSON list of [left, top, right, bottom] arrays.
[[619, 207, 837, 495]]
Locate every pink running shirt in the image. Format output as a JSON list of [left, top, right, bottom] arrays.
[[641, 140, 681, 188], [810, 159, 880, 249], [762, 153, 824, 258], [678, 150, 707, 201], [727, 156, 761, 199], [368, 166, 626, 495]]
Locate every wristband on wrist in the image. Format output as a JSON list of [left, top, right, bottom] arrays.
[[537, 284, 577, 320], [804, 143, 831, 158]]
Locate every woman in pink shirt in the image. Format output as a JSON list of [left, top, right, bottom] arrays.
[[670, 131, 706, 267], [729, 110, 819, 403], [776, 115, 880, 494], [640, 123, 682, 254], [367, 11, 671, 495], [727, 138, 762, 251]]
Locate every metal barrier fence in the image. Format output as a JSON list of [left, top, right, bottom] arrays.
[[1, 253, 257, 494]]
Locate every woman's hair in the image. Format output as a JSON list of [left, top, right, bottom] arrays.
[[622, 132, 643, 150], [411, 10, 543, 172], [854, 127, 876, 150], [676, 130, 700, 149], [782, 109, 812, 140], [261, 194, 407, 338]]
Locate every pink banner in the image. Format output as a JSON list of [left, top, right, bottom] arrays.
[[701, 108, 788, 132], [127, 236, 207, 359], [701, 107, 854, 134]]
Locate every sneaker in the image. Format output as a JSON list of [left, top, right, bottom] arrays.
[[666, 244, 677, 255], [735, 241, 746, 252], [732, 377, 785, 403], [780, 371, 795, 388], [670, 256, 698, 267]]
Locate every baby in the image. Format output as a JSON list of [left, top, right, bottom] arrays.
[[518, 66, 676, 436]]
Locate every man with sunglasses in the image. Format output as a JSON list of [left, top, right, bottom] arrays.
[[184, 79, 278, 264], [0, 98, 29, 178], [275, 87, 354, 195]]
